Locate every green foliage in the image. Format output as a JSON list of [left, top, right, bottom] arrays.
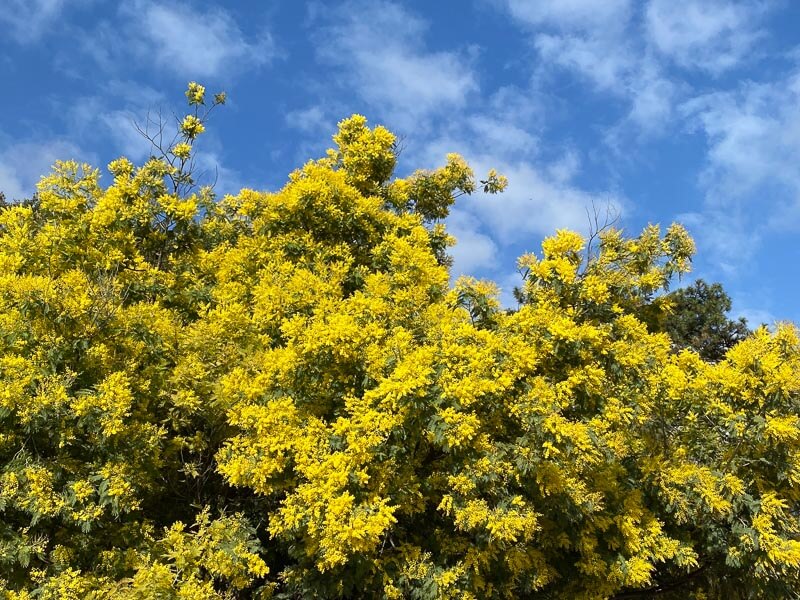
[[659, 279, 751, 362], [0, 84, 799, 600]]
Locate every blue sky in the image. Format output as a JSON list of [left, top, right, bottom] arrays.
[[2, 0, 800, 324]]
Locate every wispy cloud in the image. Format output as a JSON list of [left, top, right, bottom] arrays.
[[498, 0, 681, 139], [61, 79, 244, 196], [501, 0, 634, 92], [285, 106, 332, 136], [65, 84, 165, 162], [676, 68, 800, 269], [0, 139, 91, 201], [313, 0, 477, 129], [446, 209, 500, 276], [447, 151, 623, 299], [500, 0, 773, 141], [502, 0, 633, 32], [738, 306, 777, 328], [0, 0, 70, 43], [417, 119, 623, 282], [83, 1, 275, 79], [681, 71, 800, 213], [645, 0, 768, 73], [534, 34, 634, 92], [191, 149, 248, 197], [470, 158, 622, 243], [676, 210, 761, 274], [464, 115, 538, 158]]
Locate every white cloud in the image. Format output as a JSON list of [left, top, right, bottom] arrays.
[[62, 83, 245, 196], [67, 93, 159, 162], [680, 71, 800, 212], [285, 106, 332, 135], [414, 121, 622, 288], [468, 157, 621, 243], [500, 0, 682, 139], [601, 60, 681, 149], [625, 63, 678, 132], [192, 150, 247, 197], [117, 1, 274, 78], [445, 152, 622, 303], [503, 0, 632, 32], [674, 71, 800, 272], [501, 0, 635, 92], [737, 306, 777, 328], [71, 83, 172, 163], [534, 34, 634, 93], [0, 140, 90, 201], [447, 209, 500, 277], [0, 0, 68, 42], [103, 80, 166, 108], [500, 0, 773, 142], [546, 149, 581, 183], [497, 270, 527, 308], [314, 1, 477, 128], [645, 0, 767, 73], [676, 210, 761, 274], [464, 115, 537, 157], [101, 110, 156, 162], [487, 85, 546, 127]]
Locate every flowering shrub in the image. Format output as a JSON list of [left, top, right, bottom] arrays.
[[0, 85, 798, 599]]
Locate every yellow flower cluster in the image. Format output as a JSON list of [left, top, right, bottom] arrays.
[[185, 81, 206, 105], [180, 114, 205, 139], [171, 142, 192, 160]]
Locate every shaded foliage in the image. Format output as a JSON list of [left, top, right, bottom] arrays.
[[660, 279, 751, 362]]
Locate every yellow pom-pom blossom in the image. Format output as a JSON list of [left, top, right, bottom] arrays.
[[185, 81, 206, 105], [180, 114, 205, 139], [171, 142, 192, 160]]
